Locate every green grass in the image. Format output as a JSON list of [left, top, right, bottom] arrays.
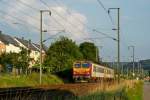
[[0, 73, 63, 88], [77, 81, 143, 100], [78, 90, 128, 100], [126, 81, 143, 100]]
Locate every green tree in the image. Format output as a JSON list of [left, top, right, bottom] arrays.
[[44, 37, 83, 73], [16, 48, 30, 73], [0, 48, 30, 74], [79, 42, 97, 62]]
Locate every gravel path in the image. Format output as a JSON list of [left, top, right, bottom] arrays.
[[143, 82, 150, 100]]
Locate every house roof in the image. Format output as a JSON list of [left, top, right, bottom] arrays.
[[15, 37, 38, 51], [0, 33, 20, 47], [0, 31, 47, 52], [32, 43, 48, 52]]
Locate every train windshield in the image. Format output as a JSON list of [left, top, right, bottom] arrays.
[[82, 63, 91, 68], [74, 63, 81, 68]]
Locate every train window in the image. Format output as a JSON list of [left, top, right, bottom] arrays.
[[74, 63, 81, 68], [93, 66, 104, 73], [82, 63, 90, 68]]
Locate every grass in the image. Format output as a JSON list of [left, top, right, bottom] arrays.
[[126, 81, 143, 100], [0, 73, 64, 88], [77, 80, 143, 100], [77, 89, 127, 100]]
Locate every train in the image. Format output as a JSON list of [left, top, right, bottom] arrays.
[[73, 61, 114, 82]]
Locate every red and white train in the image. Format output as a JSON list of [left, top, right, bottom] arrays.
[[73, 61, 114, 82]]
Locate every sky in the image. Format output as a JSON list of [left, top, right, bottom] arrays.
[[0, 0, 150, 62]]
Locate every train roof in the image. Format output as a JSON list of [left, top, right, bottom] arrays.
[[74, 60, 114, 70]]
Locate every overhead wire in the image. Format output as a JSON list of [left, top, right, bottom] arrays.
[[15, 0, 40, 12], [0, 0, 40, 23], [39, 0, 89, 34], [97, 0, 130, 60], [15, 0, 73, 34], [0, 0, 65, 33], [52, 0, 93, 31], [96, 0, 115, 26], [53, 0, 118, 40], [0, 9, 40, 31]]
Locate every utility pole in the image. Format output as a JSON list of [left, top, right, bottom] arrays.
[[127, 67, 129, 79], [40, 10, 51, 84], [96, 46, 103, 63], [96, 47, 98, 62], [108, 8, 120, 83], [27, 39, 31, 75], [128, 46, 135, 79]]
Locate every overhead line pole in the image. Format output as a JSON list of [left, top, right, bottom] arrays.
[[40, 10, 51, 85], [40, 10, 42, 85], [128, 45, 135, 79], [108, 8, 120, 83]]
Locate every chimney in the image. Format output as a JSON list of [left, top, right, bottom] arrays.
[[22, 37, 24, 40]]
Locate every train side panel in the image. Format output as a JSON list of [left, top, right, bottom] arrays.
[[91, 63, 105, 78]]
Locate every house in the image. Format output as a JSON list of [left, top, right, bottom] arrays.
[[0, 31, 47, 70], [14, 37, 40, 62], [0, 41, 6, 55], [14, 37, 48, 66], [0, 31, 21, 54]]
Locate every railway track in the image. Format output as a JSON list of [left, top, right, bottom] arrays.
[[0, 83, 112, 100], [0, 87, 46, 100]]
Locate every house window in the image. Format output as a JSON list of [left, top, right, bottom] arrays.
[[35, 51, 38, 55]]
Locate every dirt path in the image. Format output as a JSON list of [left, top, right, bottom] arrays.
[[143, 82, 150, 100]]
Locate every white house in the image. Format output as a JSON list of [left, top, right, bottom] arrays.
[[0, 31, 47, 68], [0, 32, 21, 54], [14, 37, 41, 61]]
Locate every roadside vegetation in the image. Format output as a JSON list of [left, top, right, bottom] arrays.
[[0, 73, 63, 88], [125, 81, 143, 100], [77, 81, 143, 100]]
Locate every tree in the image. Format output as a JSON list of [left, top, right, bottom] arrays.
[[16, 48, 30, 73], [44, 37, 83, 73], [0, 48, 30, 74], [79, 42, 97, 62]]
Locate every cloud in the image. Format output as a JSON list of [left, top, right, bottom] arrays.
[[1, 0, 89, 42]]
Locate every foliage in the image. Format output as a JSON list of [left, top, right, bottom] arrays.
[[44, 37, 83, 73], [79, 42, 97, 62], [0, 48, 30, 73], [77, 81, 143, 100], [126, 81, 143, 100], [0, 73, 63, 87], [78, 90, 128, 100]]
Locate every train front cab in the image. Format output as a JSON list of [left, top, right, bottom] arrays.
[[73, 61, 92, 82]]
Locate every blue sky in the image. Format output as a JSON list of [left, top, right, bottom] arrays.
[[0, 0, 150, 61]]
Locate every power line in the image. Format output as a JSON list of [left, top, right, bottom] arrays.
[[0, 9, 40, 31], [39, 0, 88, 34], [15, 0, 74, 35], [0, 0, 40, 23], [53, 0, 116, 37], [93, 29, 117, 41], [15, 0, 40, 11], [52, 0, 92, 30], [0, 0, 64, 33], [97, 0, 115, 26]]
